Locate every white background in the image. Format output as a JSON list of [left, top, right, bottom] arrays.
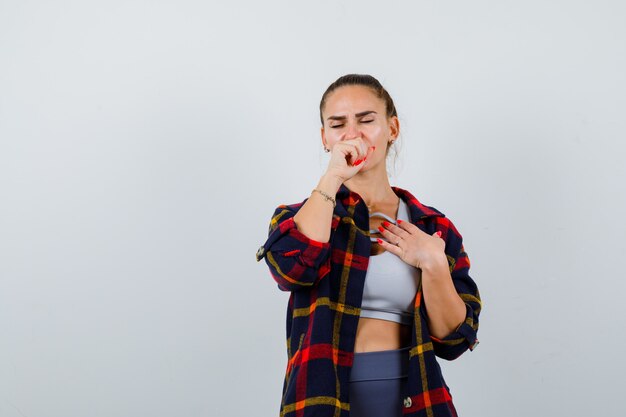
[[1, 1, 625, 416]]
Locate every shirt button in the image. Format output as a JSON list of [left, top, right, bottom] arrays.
[[403, 396, 412, 408], [256, 245, 265, 261]]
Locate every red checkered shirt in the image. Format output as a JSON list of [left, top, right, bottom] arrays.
[[256, 183, 481, 417]]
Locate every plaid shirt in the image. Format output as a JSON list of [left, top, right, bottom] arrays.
[[256, 183, 481, 417]]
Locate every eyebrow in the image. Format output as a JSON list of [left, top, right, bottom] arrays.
[[326, 110, 377, 121]]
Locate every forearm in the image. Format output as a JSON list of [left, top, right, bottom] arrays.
[[292, 174, 342, 242], [420, 254, 467, 339]]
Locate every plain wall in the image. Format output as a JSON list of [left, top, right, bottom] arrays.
[[1, 1, 625, 416]]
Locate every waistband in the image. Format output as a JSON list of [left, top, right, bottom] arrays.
[[350, 346, 410, 382]]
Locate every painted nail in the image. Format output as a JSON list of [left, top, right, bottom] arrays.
[[376, 238, 383, 244], [382, 221, 391, 227], [397, 219, 403, 224], [435, 231, 442, 237], [378, 226, 385, 233], [353, 159, 363, 166]]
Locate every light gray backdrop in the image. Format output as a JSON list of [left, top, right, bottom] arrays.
[[1, 1, 624, 416]]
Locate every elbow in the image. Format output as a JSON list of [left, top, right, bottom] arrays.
[[432, 343, 469, 361], [274, 278, 315, 292], [431, 334, 480, 361], [429, 308, 480, 361], [265, 250, 331, 292]]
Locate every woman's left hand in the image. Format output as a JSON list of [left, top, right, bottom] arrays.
[[377, 220, 446, 270]]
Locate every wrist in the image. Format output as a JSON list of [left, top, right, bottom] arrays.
[[418, 252, 449, 275], [318, 174, 343, 195]]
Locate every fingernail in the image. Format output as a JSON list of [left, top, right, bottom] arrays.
[[382, 221, 390, 227], [378, 226, 385, 233], [376, 238, 383, 244], [435, 231, 442, 237], [397, 219, 403, 224], [353, 159, 363, 166]]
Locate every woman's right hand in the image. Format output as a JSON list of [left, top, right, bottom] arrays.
[[325, 138, 376, 183]]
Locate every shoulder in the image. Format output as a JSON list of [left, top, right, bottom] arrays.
[[392, 185, 446, 219], [393, 185, 465, 237]]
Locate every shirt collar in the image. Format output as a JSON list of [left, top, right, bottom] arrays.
[[337, 183, 444, 220]]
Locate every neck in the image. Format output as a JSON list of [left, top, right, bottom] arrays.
[[343, 162, 397, 207]]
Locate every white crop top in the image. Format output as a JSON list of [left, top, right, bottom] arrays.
[[360, 198, 422, 326]]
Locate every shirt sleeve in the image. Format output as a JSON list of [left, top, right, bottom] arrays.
[[256, 203, 333, 292], [427, 217, 482, 361]]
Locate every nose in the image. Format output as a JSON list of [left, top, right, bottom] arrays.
[[342, 120, 361, 140]]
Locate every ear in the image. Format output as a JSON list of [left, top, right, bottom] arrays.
[[320, 126, 327, 149], [388, 116, 400, 140]]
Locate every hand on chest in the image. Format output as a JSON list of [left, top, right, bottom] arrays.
[[368, 197, 403, 256]]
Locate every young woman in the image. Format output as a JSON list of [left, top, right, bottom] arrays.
[[257, 74, 481, 417]]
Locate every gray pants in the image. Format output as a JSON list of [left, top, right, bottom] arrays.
[[349, 346, 410, 417]]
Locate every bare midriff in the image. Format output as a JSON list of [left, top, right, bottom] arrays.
[[353, 317, 411, 352]]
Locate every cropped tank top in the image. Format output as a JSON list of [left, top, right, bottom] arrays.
[[360, 198, 422, 326]]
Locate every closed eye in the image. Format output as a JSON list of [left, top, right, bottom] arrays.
[[330, 120, 373, 128]]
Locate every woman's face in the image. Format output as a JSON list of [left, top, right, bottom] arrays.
[[321, 85, 399, 167]]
